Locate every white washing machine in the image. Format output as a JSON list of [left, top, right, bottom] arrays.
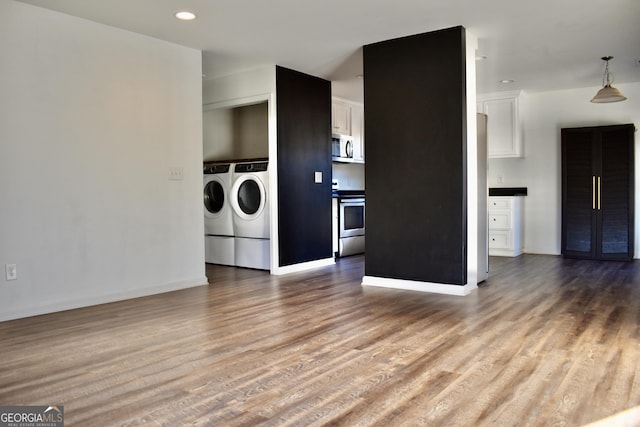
[[203, 163, 235, 266], [230, 161, 270, 270]]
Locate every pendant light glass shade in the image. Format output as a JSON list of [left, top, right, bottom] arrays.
[[591, 56, 627, 103], [591, 85, 627, 103]]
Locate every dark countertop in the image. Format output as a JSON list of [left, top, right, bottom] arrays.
[[489, 187, 528, 196], [332, 190, 365, 198]]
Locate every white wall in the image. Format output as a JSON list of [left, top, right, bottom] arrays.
[[488, 82, 640, 257], [203, 108, 234, 161], [0, 1, 206, 321], [232, 103, 269, 159], [203, 67, 276, 106], [203, 102, 269, 162], [332, 163, 365, 190]]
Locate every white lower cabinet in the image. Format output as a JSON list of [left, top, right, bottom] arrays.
[[488, 196, 523, 257], [488, 230, 510, 249]]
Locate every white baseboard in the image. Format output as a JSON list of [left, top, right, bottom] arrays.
[[362, 275, 477, 296], [488, 248, 523, 257], [0, 276, 209, 322], [271, 257, 335, 275]]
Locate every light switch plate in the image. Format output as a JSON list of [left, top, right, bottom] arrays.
[[314, 171, 322, 184], [6, 264, 17, 281], [168, 166, 184, 181]]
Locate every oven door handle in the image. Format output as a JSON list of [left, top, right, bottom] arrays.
[[339, 198, 365, 205]]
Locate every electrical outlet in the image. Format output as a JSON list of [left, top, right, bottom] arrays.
[[5, 264, 17, 281], [168, 166, 184, 181]]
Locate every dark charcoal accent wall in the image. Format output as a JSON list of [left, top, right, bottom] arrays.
[[363, 26, 468, 285], [276, 66, 333, 266]]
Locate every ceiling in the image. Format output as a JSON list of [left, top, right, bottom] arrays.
[[17, 0, 640, 102]]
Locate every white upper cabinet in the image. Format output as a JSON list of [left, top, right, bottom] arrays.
[[332, 100, 351, 136], [477, 91, 523, 158], [350, 103, 364, 162], [332, 97, 364, 163]]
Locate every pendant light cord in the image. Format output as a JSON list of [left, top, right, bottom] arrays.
[[602, 56, 613, 87]]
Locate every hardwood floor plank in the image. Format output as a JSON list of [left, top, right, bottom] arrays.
[[2, 254, 640, 426]]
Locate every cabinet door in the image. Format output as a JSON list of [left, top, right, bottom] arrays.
[[332, 101, 351, 135], [351, 104, 364, 161], [598, 125, 634, 260], [562, 128, 597, 258], [562, 124, 634, 261], [482, 96, 521, 158]]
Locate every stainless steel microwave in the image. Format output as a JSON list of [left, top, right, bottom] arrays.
[[332, 135, 353, 160]]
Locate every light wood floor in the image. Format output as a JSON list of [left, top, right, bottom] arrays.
[[1, 255, 640, 426]]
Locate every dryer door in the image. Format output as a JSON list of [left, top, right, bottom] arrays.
[[231, 175, 266, 220], [204, 178, 225, 217]]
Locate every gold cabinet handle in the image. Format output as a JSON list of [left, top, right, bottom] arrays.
[[592, 176, 596, 210], [597, 176, 601, 210]]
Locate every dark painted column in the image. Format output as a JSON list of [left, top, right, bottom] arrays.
[[363, 26, 468, 285], [276, 66, 333, 266]]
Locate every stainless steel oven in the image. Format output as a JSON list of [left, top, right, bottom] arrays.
[[338, 197, 365, 256]]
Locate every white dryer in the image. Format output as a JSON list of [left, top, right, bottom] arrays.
[[230, 161, 270, 270], [203, 163, 235, 266]]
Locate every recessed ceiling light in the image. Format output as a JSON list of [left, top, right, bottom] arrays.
[[500, 79, 515, 84], [175, 11, 196, 21]]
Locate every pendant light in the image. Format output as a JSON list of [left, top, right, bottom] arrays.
[[591, 56, 627, 103]]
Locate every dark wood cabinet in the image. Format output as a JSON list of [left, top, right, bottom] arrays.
[[561, 124, 635, 260]]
